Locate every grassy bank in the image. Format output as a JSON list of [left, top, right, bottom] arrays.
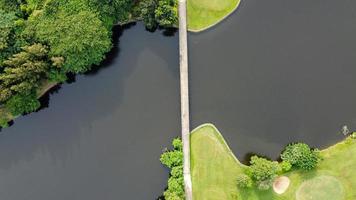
[[190, 123, 356, 200], [187, 0, 241, 32]]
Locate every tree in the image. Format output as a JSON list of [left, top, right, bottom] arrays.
[[5, 92, 40, 116], [248, 156, 281, 190], [137, 0, 178, 29], [138, 0, 158, 30], [155, 0, 178, 27], [0, 0, 21, 12], [160, 146, 183, 168], [160, 138, 185, 200], [280, 160, 292, 173], [0, 43, 50, 102], [27, 10, 111, 73], [281, 143, 320, 171], [0, 116, 9, 128], [0, 10, 18, 64]]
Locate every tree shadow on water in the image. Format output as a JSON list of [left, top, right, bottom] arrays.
[[85, 23, 137, 76], [0, 22, 142, 169]]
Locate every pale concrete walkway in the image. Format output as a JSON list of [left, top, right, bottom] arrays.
[[178, 0, 193, 199]]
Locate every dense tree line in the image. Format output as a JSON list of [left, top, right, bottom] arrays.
[[160, 138, 185, 200], [0, 0, 178, 127]]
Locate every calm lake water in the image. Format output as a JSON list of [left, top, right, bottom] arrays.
[[0, 0, 356, 199], [190, 0, 356, 160]]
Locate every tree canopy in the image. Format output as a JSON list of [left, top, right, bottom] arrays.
[[0, 43, 50, 102], [160, 138, 185, 200], [281, 143, 320, 171], [0, 0, 178, 126], [26, 11, 111, 73], [0, 10, 19, 64]]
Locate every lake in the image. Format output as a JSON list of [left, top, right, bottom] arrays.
[[1, 0, 356, 199]]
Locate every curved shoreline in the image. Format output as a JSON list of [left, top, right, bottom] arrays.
[[190, 123, 356, 199], [191, 123, 245, 166], [191, 123, 350, 164], [188, 0, 242, 33], [0, 21, 134, 128]]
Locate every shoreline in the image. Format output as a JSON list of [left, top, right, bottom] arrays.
[[190, 123, 355, 199], [191, 123, 245, 166], [190, 123, 351, 166], [0, 81, 59, 127], [0, 19, 137, 128]]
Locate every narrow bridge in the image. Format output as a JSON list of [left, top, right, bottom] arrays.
[[178, 0, 193, 199]]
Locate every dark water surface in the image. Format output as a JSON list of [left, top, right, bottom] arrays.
[[1, 0, 356, 199], [0, 25, 180, 200], [190, 0, 356, 160]]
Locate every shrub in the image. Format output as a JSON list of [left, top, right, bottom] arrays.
[[164, 175, 184, 200], [237, 174, 252, 188], [0, 117, 9, 128], [351, 132, 356, 139], [281, 143, 320, 171], [138, 0, 158, 30], [172, 138, 183, 150], [155, 0, 178, 27], [160, 138, 185, 200], [0, 43, 50, 102], [5, 92, 40, 116], [160, 148, 183, 169], [137, 0, 178, 30], [257, 179, 275, 191], [280, 161, 292, 173], [248, 156, 280, 190]]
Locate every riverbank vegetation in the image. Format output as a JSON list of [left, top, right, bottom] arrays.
[[191, 123, 356, 199], [0, 0, 178, 128], [187, 0, 241, 32], [159, 138, 185, 200]]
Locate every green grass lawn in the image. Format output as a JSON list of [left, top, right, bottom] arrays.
[[187, 0, 241, 32], [190, 123, 356, 200]]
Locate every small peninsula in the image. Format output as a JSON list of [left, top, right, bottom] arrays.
[[187, 0, 241, 32]]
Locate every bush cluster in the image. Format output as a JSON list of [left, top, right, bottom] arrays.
[[237, 142, 321, 191], [281, 143, 320, 171], [160, 138, 185, 200], [247, 156, 281, 190], [236, 174, 252, 188], [5, 92, 40, 116]]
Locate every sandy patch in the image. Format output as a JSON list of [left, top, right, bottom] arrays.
[[273, 176, 290, 194]]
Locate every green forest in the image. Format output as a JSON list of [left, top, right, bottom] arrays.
[[0, 0, 178, 128]]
